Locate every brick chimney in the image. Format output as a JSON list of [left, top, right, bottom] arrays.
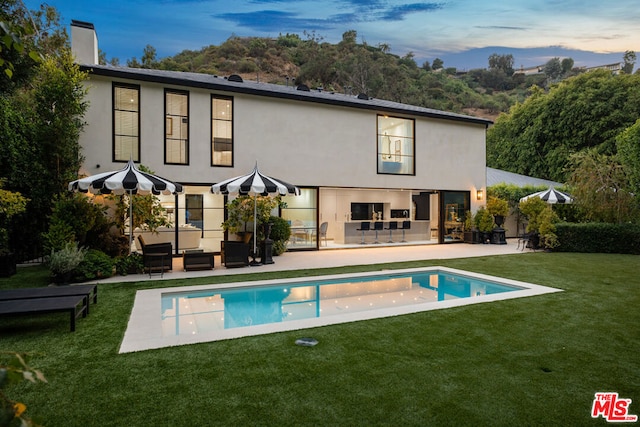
[[71, 20, 98, 65]]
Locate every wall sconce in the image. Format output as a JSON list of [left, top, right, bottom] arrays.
[[476, 189, 484, 200]]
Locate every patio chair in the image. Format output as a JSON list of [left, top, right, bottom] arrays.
[[137, 235, 173, 273], [516, 223, 531, 251]]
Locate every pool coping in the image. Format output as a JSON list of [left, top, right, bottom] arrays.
[[119, 266, 562, 353]]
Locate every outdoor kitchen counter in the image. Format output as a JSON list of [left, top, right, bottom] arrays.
[[337, 220, 431, 244]]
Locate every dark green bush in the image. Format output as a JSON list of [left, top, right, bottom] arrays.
[[269, 216, 291, 256], [555, 222, 640, 254], [74, 249, 115, 281], [115, 253, 144, 275]]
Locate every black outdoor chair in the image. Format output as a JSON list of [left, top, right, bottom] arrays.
[[137, 235, 173, 273], [516, 223, 531, 251]]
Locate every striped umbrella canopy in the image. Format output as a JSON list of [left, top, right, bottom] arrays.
[[69, 159, 183, 250], [211, 163, 300, 264], [520, 187, 573, 204]]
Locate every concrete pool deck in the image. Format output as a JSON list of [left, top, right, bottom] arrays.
[[102, 238, 528, 284], [114, 241, 556, 353]]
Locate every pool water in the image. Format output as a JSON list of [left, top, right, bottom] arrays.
[[161, 269, 522, 337]]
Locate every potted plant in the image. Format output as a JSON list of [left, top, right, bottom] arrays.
[[0, 182, 28, 277], [463, 211, 479, 244], [474, 207, 494, 244], [486, 196, 509, 228]]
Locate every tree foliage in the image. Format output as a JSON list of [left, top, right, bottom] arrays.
[[487, 70, 640, 182], [0, 3, 87, 260], [568, 149, 638, 224]]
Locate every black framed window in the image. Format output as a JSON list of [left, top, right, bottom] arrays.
[[165, 89, 189, 165], [212, 95, 233, 166], [377, 115, 415, 175], [113, 83, 140, 162]]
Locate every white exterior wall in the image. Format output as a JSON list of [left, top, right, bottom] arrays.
[[80, 75, 487, 209]]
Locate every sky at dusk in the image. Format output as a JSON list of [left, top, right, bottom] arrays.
[[23, 0, 640, 70]]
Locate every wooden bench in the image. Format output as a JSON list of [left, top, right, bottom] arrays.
[[0, 295, 87, 332], [0, 284, 97, 314]]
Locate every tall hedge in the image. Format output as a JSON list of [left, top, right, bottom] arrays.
[[555, 223, 640, 254]]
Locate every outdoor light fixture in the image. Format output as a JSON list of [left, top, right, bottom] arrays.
[[476, 189, 484, 200]]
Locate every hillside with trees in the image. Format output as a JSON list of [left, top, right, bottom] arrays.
[[111, 30, 629, 122]]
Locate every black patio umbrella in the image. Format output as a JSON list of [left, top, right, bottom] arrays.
[[520, 187, 573, 204], [68, 159, 183, 251], [211, 163, 300, 264]]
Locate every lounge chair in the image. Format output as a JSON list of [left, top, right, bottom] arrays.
[[0, 284, 97, 314], [0, 295, 87, 332]]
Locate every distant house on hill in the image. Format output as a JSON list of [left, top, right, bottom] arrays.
[[513, 65, 544, 76], [584, 62, 623, 75]]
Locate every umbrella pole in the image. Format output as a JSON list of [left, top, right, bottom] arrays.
[[250, 194, 261, 266], [129, 190, 133, 253]]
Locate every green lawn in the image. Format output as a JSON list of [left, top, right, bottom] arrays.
[[2, 252, 639, 426]]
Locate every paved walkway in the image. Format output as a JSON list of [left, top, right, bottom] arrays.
[[102, 240, 526, 283]]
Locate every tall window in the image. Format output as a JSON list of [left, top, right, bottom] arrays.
[[212, 96, 233, 166], [113, 83, 140, 162], [165, 90, 189, 164], [377, 115, 415, 175]]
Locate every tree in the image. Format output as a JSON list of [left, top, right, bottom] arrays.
[[543, 57, 562, 80], [141, 44, 157, 68], [487, 70, 640, 182], [561, 57, 574, 74], [0, 4, 88, 260], [568, 149, 638, 224], [623, 50, 636, 74], [488, 53, 514, 75], [432, 58, 443, 70], [616, 118, 640, 200]]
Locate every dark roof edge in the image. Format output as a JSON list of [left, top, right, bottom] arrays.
[[71, 20, 95, 30], [80, 65, 492, 127]]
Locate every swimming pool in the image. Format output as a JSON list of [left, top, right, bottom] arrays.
[[120, 267, 561, 353]]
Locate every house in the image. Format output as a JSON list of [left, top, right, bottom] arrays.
[[71, 20, 492, 253]]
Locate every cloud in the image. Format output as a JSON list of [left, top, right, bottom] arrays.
[[215, 10, 335, 32], [215, 2, 445, 32], [475, 26, 528, 31], [377, 3, 444, 21]]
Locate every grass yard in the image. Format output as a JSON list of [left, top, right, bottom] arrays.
[[1, 252, 639, 426]]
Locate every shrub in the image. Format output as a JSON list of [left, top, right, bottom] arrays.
[[74, 249, 114, 281], [555, 223, 640, 254], [115, 253, 144, 275], [474, 207, 494, 233], [269, 216, 291, 256], [45, 242, 87, 283], [486, 196, 509, 217]]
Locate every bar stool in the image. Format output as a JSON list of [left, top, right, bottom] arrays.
[[373, 221, 384, 243], [356, 221, 370, 244], [400, 220, 411, 242], [385, 221, 398, 242]]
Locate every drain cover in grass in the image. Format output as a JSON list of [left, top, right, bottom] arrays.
[[295, 337, 318, 347]]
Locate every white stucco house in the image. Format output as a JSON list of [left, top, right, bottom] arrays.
[[71, 20, 493, 253]]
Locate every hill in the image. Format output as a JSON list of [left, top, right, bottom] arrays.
[[114, 31, 572, 121]]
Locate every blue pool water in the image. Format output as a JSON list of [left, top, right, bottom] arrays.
[[160, 270, 522, 337]]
